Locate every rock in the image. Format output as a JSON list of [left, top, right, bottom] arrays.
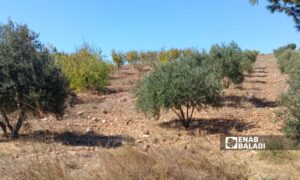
[[76, 111, 85, 116], [102, 109, 108, 114], [119, 97, 127, 103], [41, 117, 48, 121], [143, 134, 150, 138], [102, 120, 106, 124], [85, 127, 93, 133], [87, 116, 92, 119], [126, 118, 132, 125], [143, 144, 150, 152], [143, 130, 150, 135], [92, 117, 99, 121], [136, 139, 143, 143]]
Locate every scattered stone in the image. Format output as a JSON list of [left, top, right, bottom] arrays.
[[136, 139, 143, 143], [102, 109, 108, 114], [76, 111, 85, 116], [41, 117, 48, 121], [102, 120, 106, 124], [143, 130, 150, 135], [126, 118, 132, 125], [143, 144, 150, 152], [85, 127, 93, 133], [87, 116, 92, 119], [152, 138, 159, 144], [143, 134, 150, 138], [92, 117, 99, 121], [119, 96, 127, 103]]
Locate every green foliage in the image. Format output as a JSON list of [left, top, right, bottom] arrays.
[[281, 55, 300, 137], [251, 0, 300, 30], [273, 43, 297, 58], [0, 20, 69, 138], [277, 49, 294, 73], [141, 51, 159, 67], [241, 50, 259, 75], [209, 42, 245, 87], [134, 56, 222, 128], [111, 49, 125, 69], [55, 47, 112, 91], [126, 50, 139, 64]]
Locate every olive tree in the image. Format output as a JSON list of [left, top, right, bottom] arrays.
[[209, 42, 244, 88], [0, 20, 69, 138], [134, 56, 222, 128]]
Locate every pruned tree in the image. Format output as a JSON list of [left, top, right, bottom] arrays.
[[209, 42, 245, 88], [0, 20, 69, 138], [134, 57, 222, 128]]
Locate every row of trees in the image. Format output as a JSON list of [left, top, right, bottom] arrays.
[[111, 44, 259, 78], [0, 20, 259, 137], [134, 42, 259, 128], [273, 44, 300, 137]]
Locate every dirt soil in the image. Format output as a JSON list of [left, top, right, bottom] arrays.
[[0, 55, 299, 180]]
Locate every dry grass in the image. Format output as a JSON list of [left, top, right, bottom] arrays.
[[89, 139, 249, 180]]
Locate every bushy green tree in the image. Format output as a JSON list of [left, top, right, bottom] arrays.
[[209, 42, 244, 88], [0, 20, 69, 138], [55, 47, 112, 91], [134, 57, 222, 128]]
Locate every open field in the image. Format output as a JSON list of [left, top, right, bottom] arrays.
[[0, 55, 299, 180]]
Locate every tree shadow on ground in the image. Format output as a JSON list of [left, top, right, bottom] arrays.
[[224, 95, 277, 108], [254, 70, 268, 74], [245, 80, 267, 84], [102, 87, 124, 95], [160, 118, 255, 134], [17, 131, 135, 148], [255, 67, 266, 70], [244, 74, 267, 78]]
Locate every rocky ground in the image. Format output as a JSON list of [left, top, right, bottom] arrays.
[[0, 55, 299, 180]]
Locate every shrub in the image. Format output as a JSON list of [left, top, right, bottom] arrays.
[[273, 43, 297, 58], [209, 42, 244, 87], [281, 57, 300, 137], [55, 47, 112, 91], [0, 20, 69, 138], [241, 50, 259, 75], [134, 56, 222, 128], [277, 49, 293, 73]]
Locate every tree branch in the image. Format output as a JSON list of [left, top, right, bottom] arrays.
[[0, 106, 13, 132]]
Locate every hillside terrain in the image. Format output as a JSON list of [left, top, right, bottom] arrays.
[[0, 55, 299, 180]]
